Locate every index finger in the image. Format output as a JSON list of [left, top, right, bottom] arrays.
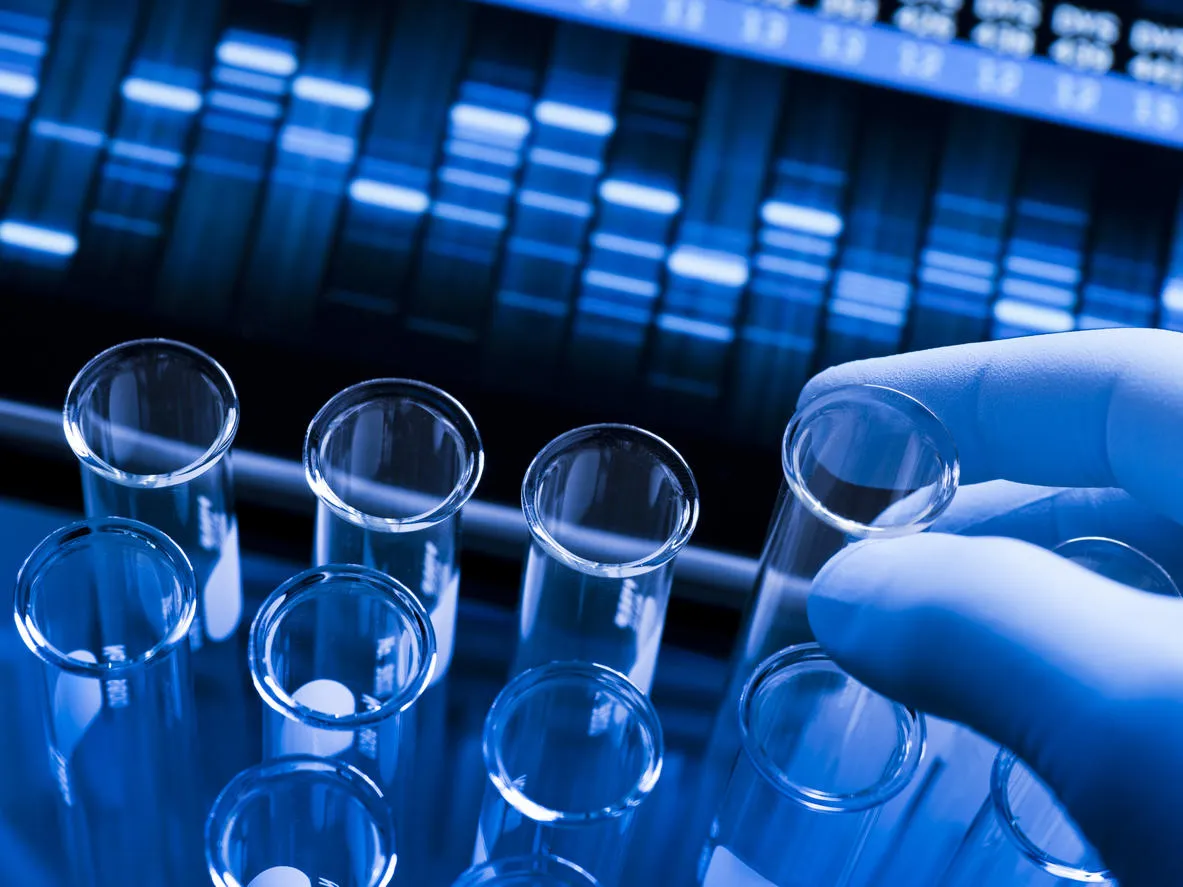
[[799, 328, 1183, 526]]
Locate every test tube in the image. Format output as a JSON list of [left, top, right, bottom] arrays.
[[474, 661, 663, 887], [511, 424, 699, 693], [304, 379, 483, 681], [450, 856, 601, 887], [1053, 536, 1179, 597], [248, 565, 436, 812], [938, 750, 1113, 886], [699, 643, 926, 887], [206, 756, 397, 887], [14, 517, 202, 886]]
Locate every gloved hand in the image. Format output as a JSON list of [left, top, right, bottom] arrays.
[[800, 327, 1183, 887]]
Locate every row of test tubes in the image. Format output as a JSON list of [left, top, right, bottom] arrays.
[[10, 338, 1167, 886]]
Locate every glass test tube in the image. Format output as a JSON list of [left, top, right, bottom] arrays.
[[304, 379, 483, 681], [511, 424, 699, 694], [450, 856, 601, 887], [14, 517, 202, 887], [699, 644, 926, 887], [1053, 536, 1180, 597], [248, 565, 436, 799], [206, 755, 397, 887], [474, 661, 664, 887], [938, 751, 1112, 886]]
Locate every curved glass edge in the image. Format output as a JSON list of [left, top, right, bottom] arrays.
[[205, 754, 398, 887], [13, 516, 197, 676], [990, 750, 1112, 883], [1053, 536, 1181, 599], [738, 643, 926, 813], [520, 423, 700, 579], [450, 855, 601, 887], [482, 661, 664, 824], [781, 384, 960, 539], [63, 338, 240, 490], [247, 564, 437, 730], [303, 378, 485, 533]]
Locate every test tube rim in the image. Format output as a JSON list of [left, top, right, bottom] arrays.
[[738, 643, 927, 813], [249, 564, 438, 729], [483, 660, 665, 823], [521, 423, 700, 578], [1053, 535, 1180, 597], [13, 516, 198, 676], [990, 750, 1112, 882], [205, 754, 398, 887], [63, 337, 240, 490], [783, 384, 960, 539], [449, 854, 601, 887], [304, 377, 485, 532]]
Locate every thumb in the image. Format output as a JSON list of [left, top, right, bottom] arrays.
[[807, 533, 1183, 887]]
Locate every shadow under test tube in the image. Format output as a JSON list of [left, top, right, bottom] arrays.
[[206, 755, 398, 887], [14, 517, 202, 887], [304, 379, 483, 682], [475, 661, 664, 887], [699, 644, 926, 887], [512, 424, 699, 694], [451, 856, 601, 887]]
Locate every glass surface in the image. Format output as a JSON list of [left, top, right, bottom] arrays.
[[512, 424, 698, 693], [1053, 536, 1180, 597], [206, 755, 397, 887], [451, 856, 600, 887], [475, 662, 663, 887], [699, 644, 925, 887], [13, 517, 201, 887]]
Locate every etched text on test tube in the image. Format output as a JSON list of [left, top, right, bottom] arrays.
[[304, 379, 483, 680], [15, 518, 202, 887], [513, 425, 699, 693], [699, 644, 926, 887], [475, 661, 664, 887], [206, 755, 398, 887]]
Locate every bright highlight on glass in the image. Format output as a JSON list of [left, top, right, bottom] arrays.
[[206, 755, 397, 887], [248, 565, 436, 802], [14, 517, 201, 886], [452, 856, 601, 887], [699, 644, 926, 887], [304, 379, 482, 680], [1053, 536, 1180, 597], [939, 751, 1112, 885], [511, 424, 698, 694], [475, 662, 663, 887]]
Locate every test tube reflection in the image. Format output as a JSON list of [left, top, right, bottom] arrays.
[[248, 565, 436, 816], [450, 856, 601, 887], [512, 424, 699, 693], [14, 517, 201, 886], [206, 755, 397, 887], [699, 644, 925, 887], [938, 751, 1113, 886], [304, 379, 483, 681], [475, 662, 663, 887]]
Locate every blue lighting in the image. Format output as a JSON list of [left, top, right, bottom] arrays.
[[0, 33, 44, 57], [583, 269, 659, 298], [529, 147, 603, 176], [0, 70, 37, 100], [993, 297, 1075, 333], [999, 276, 1076, 307], [923, 249, 995, 278], [655, 313, 735, 342], [278, 126, 356, 164], [450, 104, 531, 141], [292, 76, 372, 111], [591, 232, 666, 261], [598, 180, 681, 215], [207, 90, 282, 119], [348, 179, 430, 214], [212, 65, 286, 95], [667, 246, 750, 287], [121, 78, 202, 113], [0, 221, 77, 255], [444, 138, 519, 167], [30, 120, 104, 147], [109, 140, 185, 168], [534, 101, 615, 136], [518, 190, 593, 218], [439, 167, 514, 195], [760, 201, 844, 237], [432, 202, 506, 230], [1005, 255, 1081, 285], [215, 40, 298, 77]]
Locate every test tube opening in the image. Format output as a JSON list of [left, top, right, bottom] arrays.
[[521, 424, 699, 577], [990, 751, 1110, 882], [484, 662, 664, 823], [249, 566, 437, 731], [14, 517, 197, 673], [1054, 536, 1181, 598], [739, 644, 925, 812], [451, 855, 601, 887], [64, 338, 239, 488], [206, 755, 397, 887], [304, 379, 484, 532], [784, 385, 959, 538]]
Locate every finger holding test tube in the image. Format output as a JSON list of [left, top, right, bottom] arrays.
[[14, 517, 202, 887], [304, 379, 483, 681], [248, 565, 436, 820], [474, 661, 664, 887], [451, 856, 601, 887], [512, 424, 699, 693], [206, 755, 397, 887], [698, 643, 926, 887]]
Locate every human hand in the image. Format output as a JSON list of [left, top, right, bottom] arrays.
[[801, 327, 1183, 887]]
